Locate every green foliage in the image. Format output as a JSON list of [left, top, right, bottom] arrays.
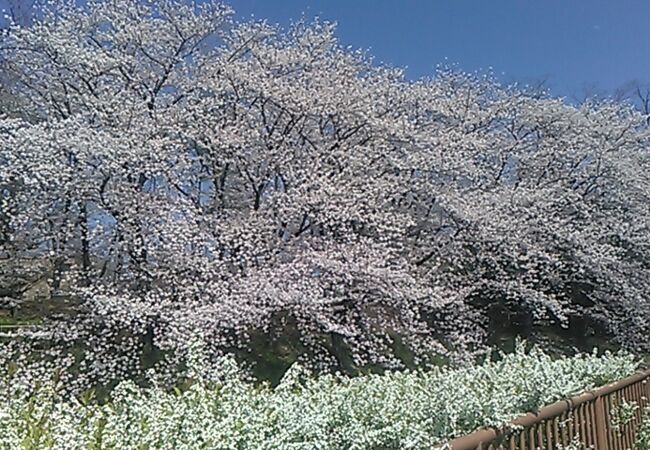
[[638, 405, 650, 450], [610, 398, 639, 432], [0, 342, 639, 449]]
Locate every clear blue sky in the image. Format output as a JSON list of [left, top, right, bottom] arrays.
[[2, 0, 648, 99], [226, 0, 650, 99]]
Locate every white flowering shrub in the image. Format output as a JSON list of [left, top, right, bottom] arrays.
[[638, 405, 650, 450], [610, 398, 639, 432], [0, 343, 638, 450], [553, 437, 585, 450]]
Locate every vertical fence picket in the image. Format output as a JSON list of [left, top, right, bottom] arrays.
[[590, 401, 597, 449], [576, 404, 585, 448], [596, 395, 610, 450], [604, 393, 614, 450], [528, 426, 535, 450], [545, 419, 553, 450], [584, 403, 593, 449]]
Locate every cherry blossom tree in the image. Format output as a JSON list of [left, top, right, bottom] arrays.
[[0, 0, 648, 390]]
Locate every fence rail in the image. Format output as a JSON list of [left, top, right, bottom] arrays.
[[447, 369, 650, 450]]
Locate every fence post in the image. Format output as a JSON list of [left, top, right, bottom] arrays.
[[594, 396, 609, 450]]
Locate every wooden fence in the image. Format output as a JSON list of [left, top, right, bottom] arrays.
[[447, 369, 650, 449]]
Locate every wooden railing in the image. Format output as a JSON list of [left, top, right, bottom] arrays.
[[447, 369, 650, 449]]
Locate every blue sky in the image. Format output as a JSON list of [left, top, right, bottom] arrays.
[[226, 0, 650, 100], [2, 0, 648, 100]]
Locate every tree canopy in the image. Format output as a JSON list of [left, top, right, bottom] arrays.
[[0, 0, 648, 390]]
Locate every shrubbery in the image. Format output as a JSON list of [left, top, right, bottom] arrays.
[[0, 343, 638, 450], [638, 406, 650, 450]]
